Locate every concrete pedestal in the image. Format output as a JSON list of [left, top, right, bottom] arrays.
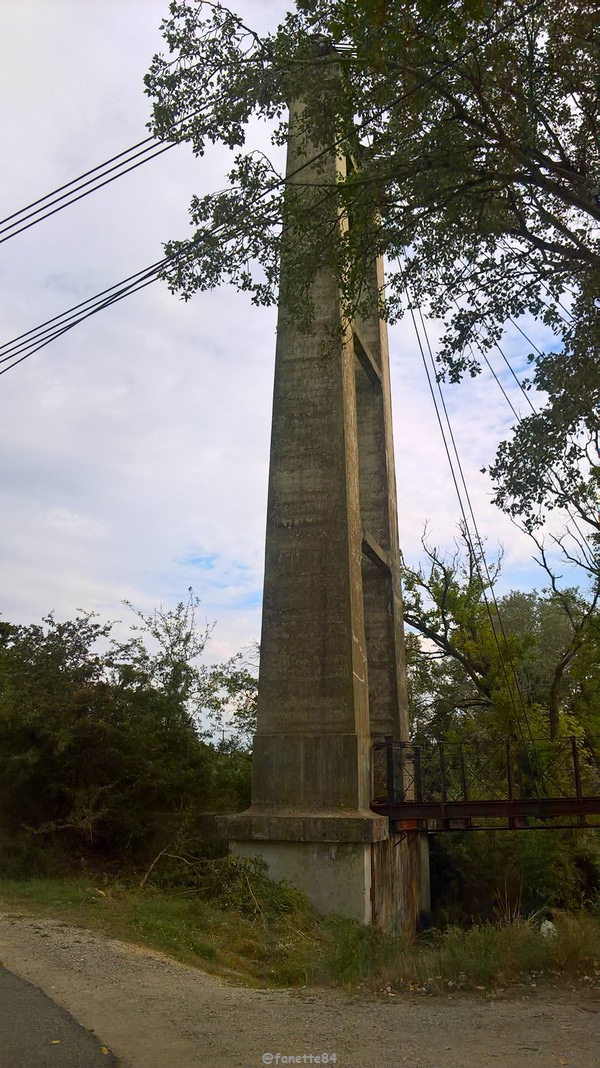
[[229, 818, 427, 931], [232, 839, 374, 925]]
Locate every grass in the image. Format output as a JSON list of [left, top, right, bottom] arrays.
[[1, 864, 599, 994], [0, 868, 337, 986]]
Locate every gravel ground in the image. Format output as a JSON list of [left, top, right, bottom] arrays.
[[0, 912, 599, 1068]]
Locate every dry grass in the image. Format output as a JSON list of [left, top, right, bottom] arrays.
[[1, 870, 599, 993]]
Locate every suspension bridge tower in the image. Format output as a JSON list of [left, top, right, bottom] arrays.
[[226, 56, 429, 930]]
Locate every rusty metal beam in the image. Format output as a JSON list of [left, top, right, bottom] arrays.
[[371, 796, 600, 820], [403, 822, 600, 832]]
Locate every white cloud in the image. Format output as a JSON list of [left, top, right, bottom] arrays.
[[0, 1, 574, 662]]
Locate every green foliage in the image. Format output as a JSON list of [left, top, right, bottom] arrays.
[[403, 531, 600, 922], [404, 527, 600, 743], [430, 829, 600, 923], [145, 0, 599, 557], [204, 644, 259, 751], [2, 876, 599, 992], [411, 919, 557, 988], [0, 596, 254, 877], [191, 854, 309, 916]]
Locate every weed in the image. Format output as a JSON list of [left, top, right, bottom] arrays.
[[1, 875, 598, 992]]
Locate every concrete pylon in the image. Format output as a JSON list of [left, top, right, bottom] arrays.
[[227, 65, 428, 931]]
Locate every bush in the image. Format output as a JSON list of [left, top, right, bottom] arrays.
[[0, 604, 254, 878], [430, 827, 600, 924]]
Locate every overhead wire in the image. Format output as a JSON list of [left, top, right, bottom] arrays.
[[543, 288, 576, 325], [0, 135, 160, 231], [0, 172, 343, 375], [0, 57, 280, 243], [0, 259, 170, 376], [3, 0, 545, 243], [0, 143, 176, 245], [0, 0, 547, 374], [0, 39, 276, 241], [1, 0, 545, 245], [484, 333, 596, 566], [474, 327, 599, 573], [449, 262, 596, 556], [478, 348, 521, 420], [0, 100, 220, 244], [436, 253, 597, 572], [405, 291, 544, 787], [437, 254, 597, 578]]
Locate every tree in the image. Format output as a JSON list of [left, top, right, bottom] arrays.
[[403, 529, 527, 742], [0, 597, 255, 876], [145, 0, 599, 554], [499, 584, 600, 742], [203, 642, 259, 751], [402, 527, 600, 742], [402, 532, 600, 917]]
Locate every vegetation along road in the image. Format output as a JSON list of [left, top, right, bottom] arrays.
[[1, 913, 599, 1068]]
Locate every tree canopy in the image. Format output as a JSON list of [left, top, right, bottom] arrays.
[[402, 529, 600, 744], [0, 597, 255, 876], [145, 0, 599, 559], [401, 530, 600, 919]]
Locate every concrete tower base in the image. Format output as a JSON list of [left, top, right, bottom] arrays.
[[227, 808, 429, 930], [232, 839, 375, 925]]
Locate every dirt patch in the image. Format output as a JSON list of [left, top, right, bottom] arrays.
[[0, 912, 598, 1068]]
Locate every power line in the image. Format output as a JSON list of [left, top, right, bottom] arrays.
[[0, 179, 342, 375], [442, 268, 599, 568], [438, 273, 598, 576], [1, 0, 545, 244], [451, 259, 568, 417], [473, 332, 600, 573], [0, 259, 169, 375], [0, 135, 157, 229], [401, 266, 543, 779], [0, 102, 218, 244], [0, 255, 171, 356], [0, 0, 547, 372], [0, 143, 176, 245], [0, 276, 163, 377], [0, 57, 279, 242], [479, 348, 521, 420]]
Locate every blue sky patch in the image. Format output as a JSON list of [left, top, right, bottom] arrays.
[[185, 553, 219, 570]]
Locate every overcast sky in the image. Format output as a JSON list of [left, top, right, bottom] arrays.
[[0, 1, 572, 662]]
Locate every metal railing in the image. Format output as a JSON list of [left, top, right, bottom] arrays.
[[371, 735, 600, 831]]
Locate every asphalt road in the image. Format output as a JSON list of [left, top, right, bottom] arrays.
[[0, 967, 120, 1068]]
